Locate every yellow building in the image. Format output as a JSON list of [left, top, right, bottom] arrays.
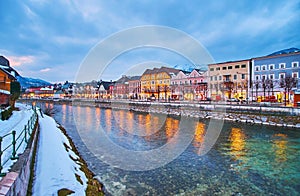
[[208, 59, 250, 101], [140, 67, 180, 100]]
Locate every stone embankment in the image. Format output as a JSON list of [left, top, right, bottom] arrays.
[[81, 100, 300, 129], [21, 99, 300, 128]]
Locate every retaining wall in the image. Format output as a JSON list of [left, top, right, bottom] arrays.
[[0, 120, 39, 195]]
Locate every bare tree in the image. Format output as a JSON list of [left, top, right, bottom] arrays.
[[280, 74, 297, 106], [254, 80, 260, 100]]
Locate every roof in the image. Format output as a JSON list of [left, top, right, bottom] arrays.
[[115, 75, 130, 84], [128, 76, 141, 81], [99, 81, 115, 90], [0, 89, 10, 95], [208, 59, 250, 66], [252, 51, 300, 61], [0, 67, 16, 80], [142, 66, 181, 75]]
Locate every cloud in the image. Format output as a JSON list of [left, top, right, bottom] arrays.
[[40, 68, 51, 72], [7, 55, 35, 67]]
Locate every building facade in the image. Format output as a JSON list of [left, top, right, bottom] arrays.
[[252, 52, 300, 103], [140, 67, 180, 100], [208, 59, 250, 101], [128, 76, 141, 99], [171, 69, 207, 100]]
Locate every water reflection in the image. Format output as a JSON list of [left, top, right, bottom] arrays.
[[272, 133, 288, 163], [22, 101, 300, 195], [193, 122, 205, 155], [229, 127, 246, 161]]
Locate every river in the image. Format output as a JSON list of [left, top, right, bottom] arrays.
[[34, 101, 300, 195]]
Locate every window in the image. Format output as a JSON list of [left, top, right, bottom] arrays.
[[228, 66, 232, 69], [292, 62, 299, 68], [255, 75, 260, 81], [279, 73, 285, 79], [241, 64, 246, 68], [261, 65, 267, 71], [292, 72, 298, 78], [235, 65, 240, 69], [279, 63, 286, 69], [222, 67, 227, 70], [210, 76, 213, 81], [262, 75, 266, 81], [216, 67, 220, 71], [214, 76, 217, 81], [210, 68, 214, 71], [269, 74, 275, 80], [269, 64, 274, 70], [219, 75, 222, 80], [255, 66, 260, 71], [241, 74, 245, 79], [233, 74, 237, 80]]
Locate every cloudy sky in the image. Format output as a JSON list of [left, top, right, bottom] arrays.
[[0, 0, 299, 83]]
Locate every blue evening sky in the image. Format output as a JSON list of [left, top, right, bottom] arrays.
[[0, 0, 299, 83]]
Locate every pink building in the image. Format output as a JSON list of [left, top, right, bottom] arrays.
[[171, 69, 207, 100]]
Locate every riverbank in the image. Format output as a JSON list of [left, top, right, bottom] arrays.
[[21, 99, 300, 129], [32, 112, 104, 195]]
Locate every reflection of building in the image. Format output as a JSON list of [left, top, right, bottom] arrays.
[[171, 69, 207, 101], [208, 59, 250, 101], [140, 67, 180, 100], [252, 51, 300, 103]]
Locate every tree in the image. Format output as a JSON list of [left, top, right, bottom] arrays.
[[10, 81, 21, 108], [254, 80, 260, 99], [280, 75, 297, 106]]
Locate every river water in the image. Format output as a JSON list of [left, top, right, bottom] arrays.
[[36, 102, 299, 195]]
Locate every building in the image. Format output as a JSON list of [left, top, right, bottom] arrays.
[[113, 75, 130, 99], [128, 76, 141, 99], [171, 69, 207, 100], [252, 51, 300, 103], [0, 56, 17, 106], [208, 59, 251, 101], [140, 67, 180, 100]]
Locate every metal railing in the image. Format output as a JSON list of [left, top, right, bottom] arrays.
[[0, 107, 38, 177]]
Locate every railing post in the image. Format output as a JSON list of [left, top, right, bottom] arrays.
[[11, 131, 18, 160], [24, 125, 28, 143], [0, 136, 5, 177]]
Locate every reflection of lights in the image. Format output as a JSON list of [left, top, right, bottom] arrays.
[[105, 109, 112, 133], [165, 118, 179, 142], [273, 133, 287, 163], [62, 104, 66, 124], [193, 122, 205, 154], [95, 107, 101, 128], [229, 127, 246, 160]]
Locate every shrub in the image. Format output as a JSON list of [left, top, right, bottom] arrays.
[[1, 106, 13, 120]]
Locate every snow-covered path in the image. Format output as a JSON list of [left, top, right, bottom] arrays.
[[0, 103, 33, 135], [32, 113, 88, 195], [0, 103, 34, 174]]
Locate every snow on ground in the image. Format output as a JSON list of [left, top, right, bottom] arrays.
[[32, 113, 88, 195], [0, 103, 33, 174]]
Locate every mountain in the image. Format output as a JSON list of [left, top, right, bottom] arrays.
[[173, 64, 207, 72], [268, 47, 300, 56], [16, 76, 52, 90]]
